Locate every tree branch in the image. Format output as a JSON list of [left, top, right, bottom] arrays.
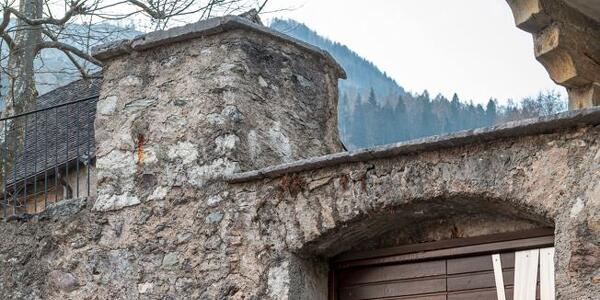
[[0, 9, 11, 33], [0, 9, 15, 49], [41, 29, 93, 78], [38, 41, 103, 66], [0, 32, 15, 49], [126, 0, 164, 19], [258, 0, 268, 13], [6, 1, 85, 26], [62, 48, 92, 78]]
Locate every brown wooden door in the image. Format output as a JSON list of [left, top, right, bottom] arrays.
[[330, 229, 554, 300]]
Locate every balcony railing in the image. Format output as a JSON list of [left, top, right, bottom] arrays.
[[0, 96, 97, 219]]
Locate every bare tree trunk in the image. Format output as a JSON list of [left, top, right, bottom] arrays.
[[4, 0, 42, 117], [1, 0, 43, 216]]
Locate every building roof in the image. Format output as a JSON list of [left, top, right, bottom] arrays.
[[36, 77, 100, 109], [5, 78, 100, 186]]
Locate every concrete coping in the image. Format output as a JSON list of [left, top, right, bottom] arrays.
[[91, 15, 346, 79], [224, 107, 600, 183]]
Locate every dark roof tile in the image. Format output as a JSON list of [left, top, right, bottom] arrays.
[[5, 78, 100, 185]]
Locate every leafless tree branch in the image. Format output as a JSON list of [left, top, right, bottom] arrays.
[[5, 1, 86, 26], [38, 41, 103, 66], [126, 0, 163, 19], [257, 0, 268, 13]]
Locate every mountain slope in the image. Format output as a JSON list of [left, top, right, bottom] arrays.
[[269, 18, 565, 149], [0, 18, 564, 150], [270, 19, 406, 102]]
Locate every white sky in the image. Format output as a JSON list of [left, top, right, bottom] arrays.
[[262, 0, 564, 105]]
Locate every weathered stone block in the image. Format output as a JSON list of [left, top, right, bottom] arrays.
[[48, 270, 79, 292]]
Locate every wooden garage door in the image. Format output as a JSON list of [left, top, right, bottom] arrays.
[[330, 229, 555, 300]]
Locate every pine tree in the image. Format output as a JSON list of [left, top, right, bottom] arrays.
[[350, 93, 365, 147], [476, 104, 486, 128], [450, 93, 461, 131], [419, 90, 436, 137], [367, 88, 377, 106], [365, 88, 379, 146], [338, 92, 350, 143], [485, 98, 497, 126], [395, 95, 407, 141]]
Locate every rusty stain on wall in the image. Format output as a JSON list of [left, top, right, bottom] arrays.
[[137, 133, 145, 164]]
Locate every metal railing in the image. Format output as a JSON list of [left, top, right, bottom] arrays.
[[0, 96, 97, 218]]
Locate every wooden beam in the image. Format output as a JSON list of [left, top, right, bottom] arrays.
[[534, 23, 600, 87], [514, 249, 539, 300], [492, 254, 508, 300], [539, 247, 556, 300], [331, 228, 554, 269]]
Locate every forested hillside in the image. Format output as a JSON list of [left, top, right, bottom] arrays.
[[270, 19, 405, 102], [1, 18, 566, 150], [270, 19, 566, 149]]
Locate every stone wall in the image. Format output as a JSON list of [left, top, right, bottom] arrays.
[[0, 14, 598, 300], [228, 120, 600, 300], [0, 112, 599, 299]]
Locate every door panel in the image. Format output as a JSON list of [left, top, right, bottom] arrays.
[[339, 277, 446, 300], [447, 253, 515, 274], [338, 260, 446, 286], [447, 270, 515, 291], [331, 230, 554, 300]]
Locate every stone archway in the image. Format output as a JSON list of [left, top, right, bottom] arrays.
[[286, 193, 555, 300], [283, 191, 556, 299], [234, 120, 600, 299], [298, 194, 551, 258]]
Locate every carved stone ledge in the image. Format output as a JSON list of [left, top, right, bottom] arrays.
[[506, 0, 552, 32], [568, 82, 600, 109], [506, 0, 600, 109], [534, 23, 600, 87]]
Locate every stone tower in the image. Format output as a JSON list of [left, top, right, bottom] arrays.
[[91, 16, 346, 211]]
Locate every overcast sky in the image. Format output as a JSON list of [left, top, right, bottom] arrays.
[[262, 0, 564, 105]]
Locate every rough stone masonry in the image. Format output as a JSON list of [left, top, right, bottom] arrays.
[[0, 15, 598, 300]]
